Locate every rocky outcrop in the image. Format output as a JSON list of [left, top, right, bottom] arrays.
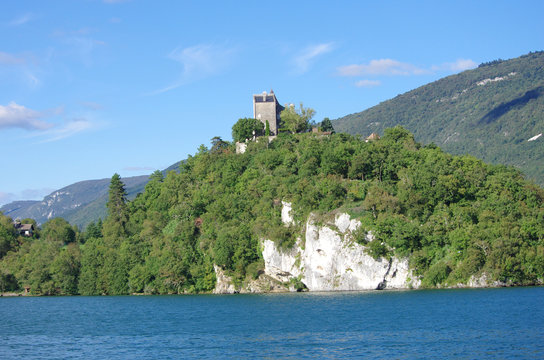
[[262, 204, 420, 291], [212, 264, 290, 294], [213, 265, 237, 294], [281, 201, 294, 225], [466, 273, 509, 288], [239, 275, 290, 293]]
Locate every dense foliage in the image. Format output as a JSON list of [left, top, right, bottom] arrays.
[[1, 128, 543, 295], [332, 51, 544, 185], [231, 118, 264, 142], [280, 103, 315, 134]]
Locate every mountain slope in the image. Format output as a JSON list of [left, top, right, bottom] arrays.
[[1, 161, 184, 228], [1, 176, 149, 228], [333, 51, 544, 184]]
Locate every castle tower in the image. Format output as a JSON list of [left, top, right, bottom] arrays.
[[253, 89, 284, 135]]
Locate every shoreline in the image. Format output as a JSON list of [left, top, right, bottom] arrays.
[[2, 283, 542, 297]]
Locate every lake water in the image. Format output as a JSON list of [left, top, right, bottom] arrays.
[[1, 287, 543, 359]]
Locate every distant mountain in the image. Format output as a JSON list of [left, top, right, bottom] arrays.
[[1, 161, 182, 228], [333, 51, 544, 184], [1, 176, 148, 228]]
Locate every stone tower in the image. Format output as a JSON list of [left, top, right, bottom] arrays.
[[253, 90, 284, 135]]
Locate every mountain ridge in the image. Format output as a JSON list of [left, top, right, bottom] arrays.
[[332, 51, 544, 184], [0, 161, 183, 228]]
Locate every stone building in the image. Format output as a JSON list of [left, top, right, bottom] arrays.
[[253, 90, 284, 135]]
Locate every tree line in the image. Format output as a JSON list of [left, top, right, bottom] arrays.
[[1, 126, 543, 295]]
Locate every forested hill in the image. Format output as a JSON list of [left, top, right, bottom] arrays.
[[1, 129, 543, 295], [332, 51, 544, 184]]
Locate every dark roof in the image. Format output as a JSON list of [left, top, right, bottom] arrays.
[[20, 224, 33, 231], [254, 95, 275, 103]]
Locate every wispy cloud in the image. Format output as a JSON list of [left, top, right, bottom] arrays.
[[355, 79, 381, 88], [292, 42, 334, 74], [0, 102, 95, 142], [338, 59, 428, 77], [0, 51, 25, 65], [0, 51, 41, 88], [7, 13, 35, 26], [66, 37, 106, 66], [24, 70, 40, 88], [436, 58, 477, 72], [338, 57, 477, 87], [152, 43, 236, 94], [36, 118, 94, 143], [51, 27, 105, 66], [0, 102, 53, 130]]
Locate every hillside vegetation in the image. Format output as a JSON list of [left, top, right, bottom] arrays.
[[1, 129, 543, 295], [333, 51, 544, 184]]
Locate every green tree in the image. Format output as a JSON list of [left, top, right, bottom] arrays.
[[210, 136, 229, 153], [320, 117, 335, 133], [50, 244, 81, 295], [103, 173, 129, 241], [84, 220, 103, 241], [0, 213, 17, 259], [78, 237, 106, 295], [280, 103, 315, 134], [42, 218, 76, 245], [231, 118, 264, 142]]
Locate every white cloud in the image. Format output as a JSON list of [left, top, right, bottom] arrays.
[[152, 43, 236, 94], [338, 59, 428, 77], [338, 58, 478, 88], [0, 102, 52, 130], [293, 43, 334, 74], [0, 102, 95, 141], [355, 79, 381, 88], [442, 58, 477, 72]]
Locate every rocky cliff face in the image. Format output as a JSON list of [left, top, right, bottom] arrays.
[[213, 203, 420, 294], [262, 209, 420, 291]]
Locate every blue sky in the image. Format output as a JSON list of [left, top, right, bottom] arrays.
[[1, 0, 543, 205]]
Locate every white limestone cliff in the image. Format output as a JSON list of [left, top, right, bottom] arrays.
[[213, 264, 237, 294], [262, 203, 420, 291]]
